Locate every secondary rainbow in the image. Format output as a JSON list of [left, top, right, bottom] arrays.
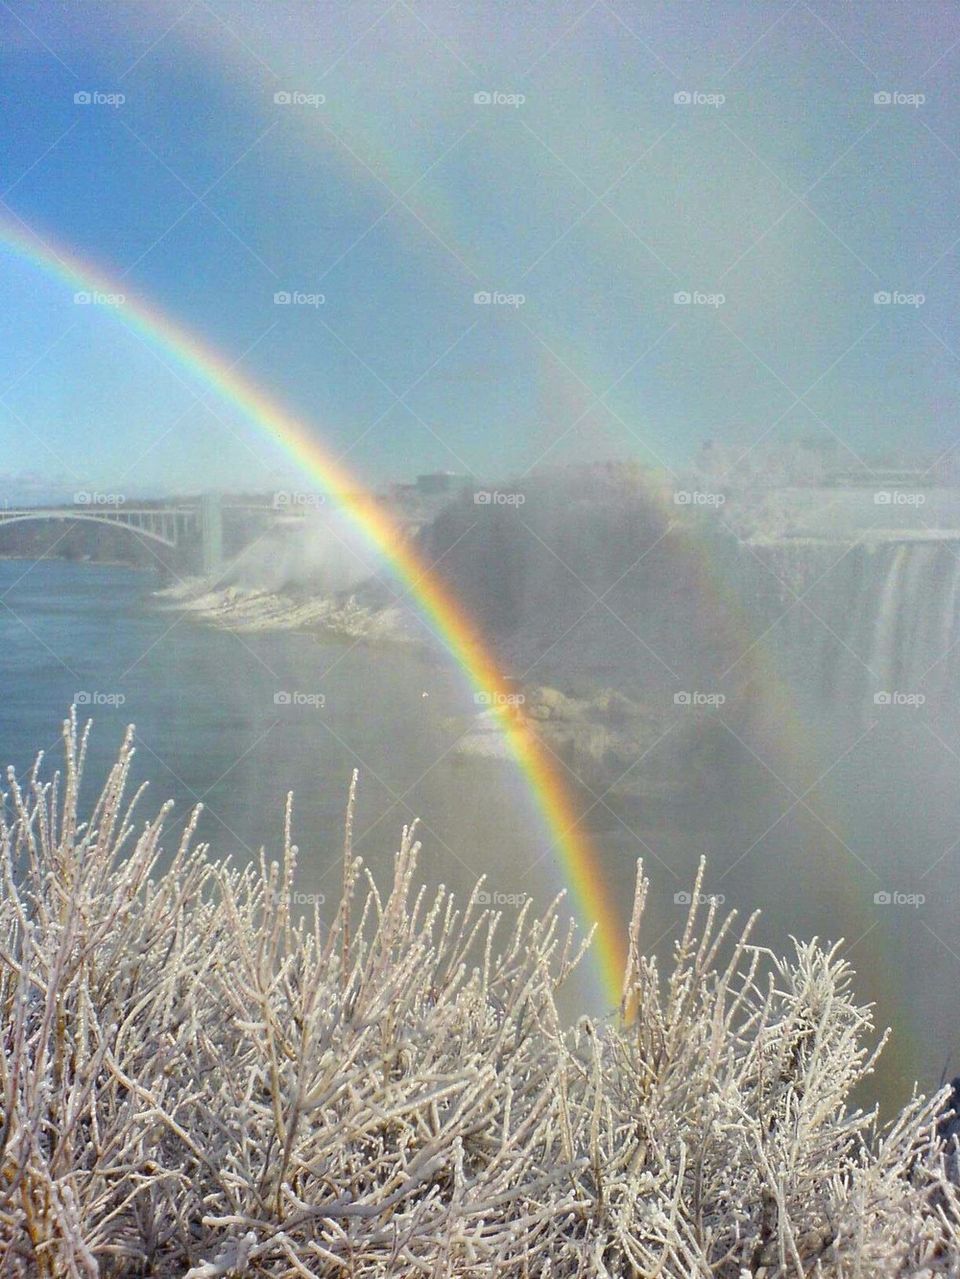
[[0, 214, 627, 1005]]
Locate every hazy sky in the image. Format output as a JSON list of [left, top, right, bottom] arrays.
[[2, 0, 960, 495]]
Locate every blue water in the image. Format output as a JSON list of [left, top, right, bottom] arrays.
[[0, 558, 952, 1108], [0, 559, 562, 932]]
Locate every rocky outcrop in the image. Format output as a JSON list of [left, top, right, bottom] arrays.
[[451, 683, 729, 802]]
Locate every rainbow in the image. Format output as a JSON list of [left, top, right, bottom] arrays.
[[0, 213, 627, 1005]]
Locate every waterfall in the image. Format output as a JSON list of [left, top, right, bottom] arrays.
[[940, 553, 960, 669], [866, 544, 910, 691], [413, 474, 960, 717], [742, 537, 960, 719]]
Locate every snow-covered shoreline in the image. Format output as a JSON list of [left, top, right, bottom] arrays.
[[154, 578, 415, 642]]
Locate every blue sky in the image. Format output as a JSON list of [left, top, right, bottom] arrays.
[[2, 0, 960, 496]]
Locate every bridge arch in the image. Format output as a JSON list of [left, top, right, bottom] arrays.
[[0, 498, 223, 572], [0, 510, 185, 551]]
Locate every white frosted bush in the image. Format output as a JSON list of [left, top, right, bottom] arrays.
[[0, 713, 957, 1276]]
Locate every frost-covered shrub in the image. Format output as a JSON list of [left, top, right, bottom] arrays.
[[0, 714, 957, 1276]]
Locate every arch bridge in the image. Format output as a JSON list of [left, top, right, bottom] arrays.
[[0, 495, 224, 573]]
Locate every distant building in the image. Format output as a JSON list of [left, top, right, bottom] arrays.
[[824, 467, 934, 488], [415, 472, 469, 496]]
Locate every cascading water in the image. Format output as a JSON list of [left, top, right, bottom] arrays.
[[744, 537, 960, 721], [411, 479, 959, 1102]]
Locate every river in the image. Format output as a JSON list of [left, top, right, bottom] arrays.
[[0, 557, 953, 1110], [0, 559, 565, 952]]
